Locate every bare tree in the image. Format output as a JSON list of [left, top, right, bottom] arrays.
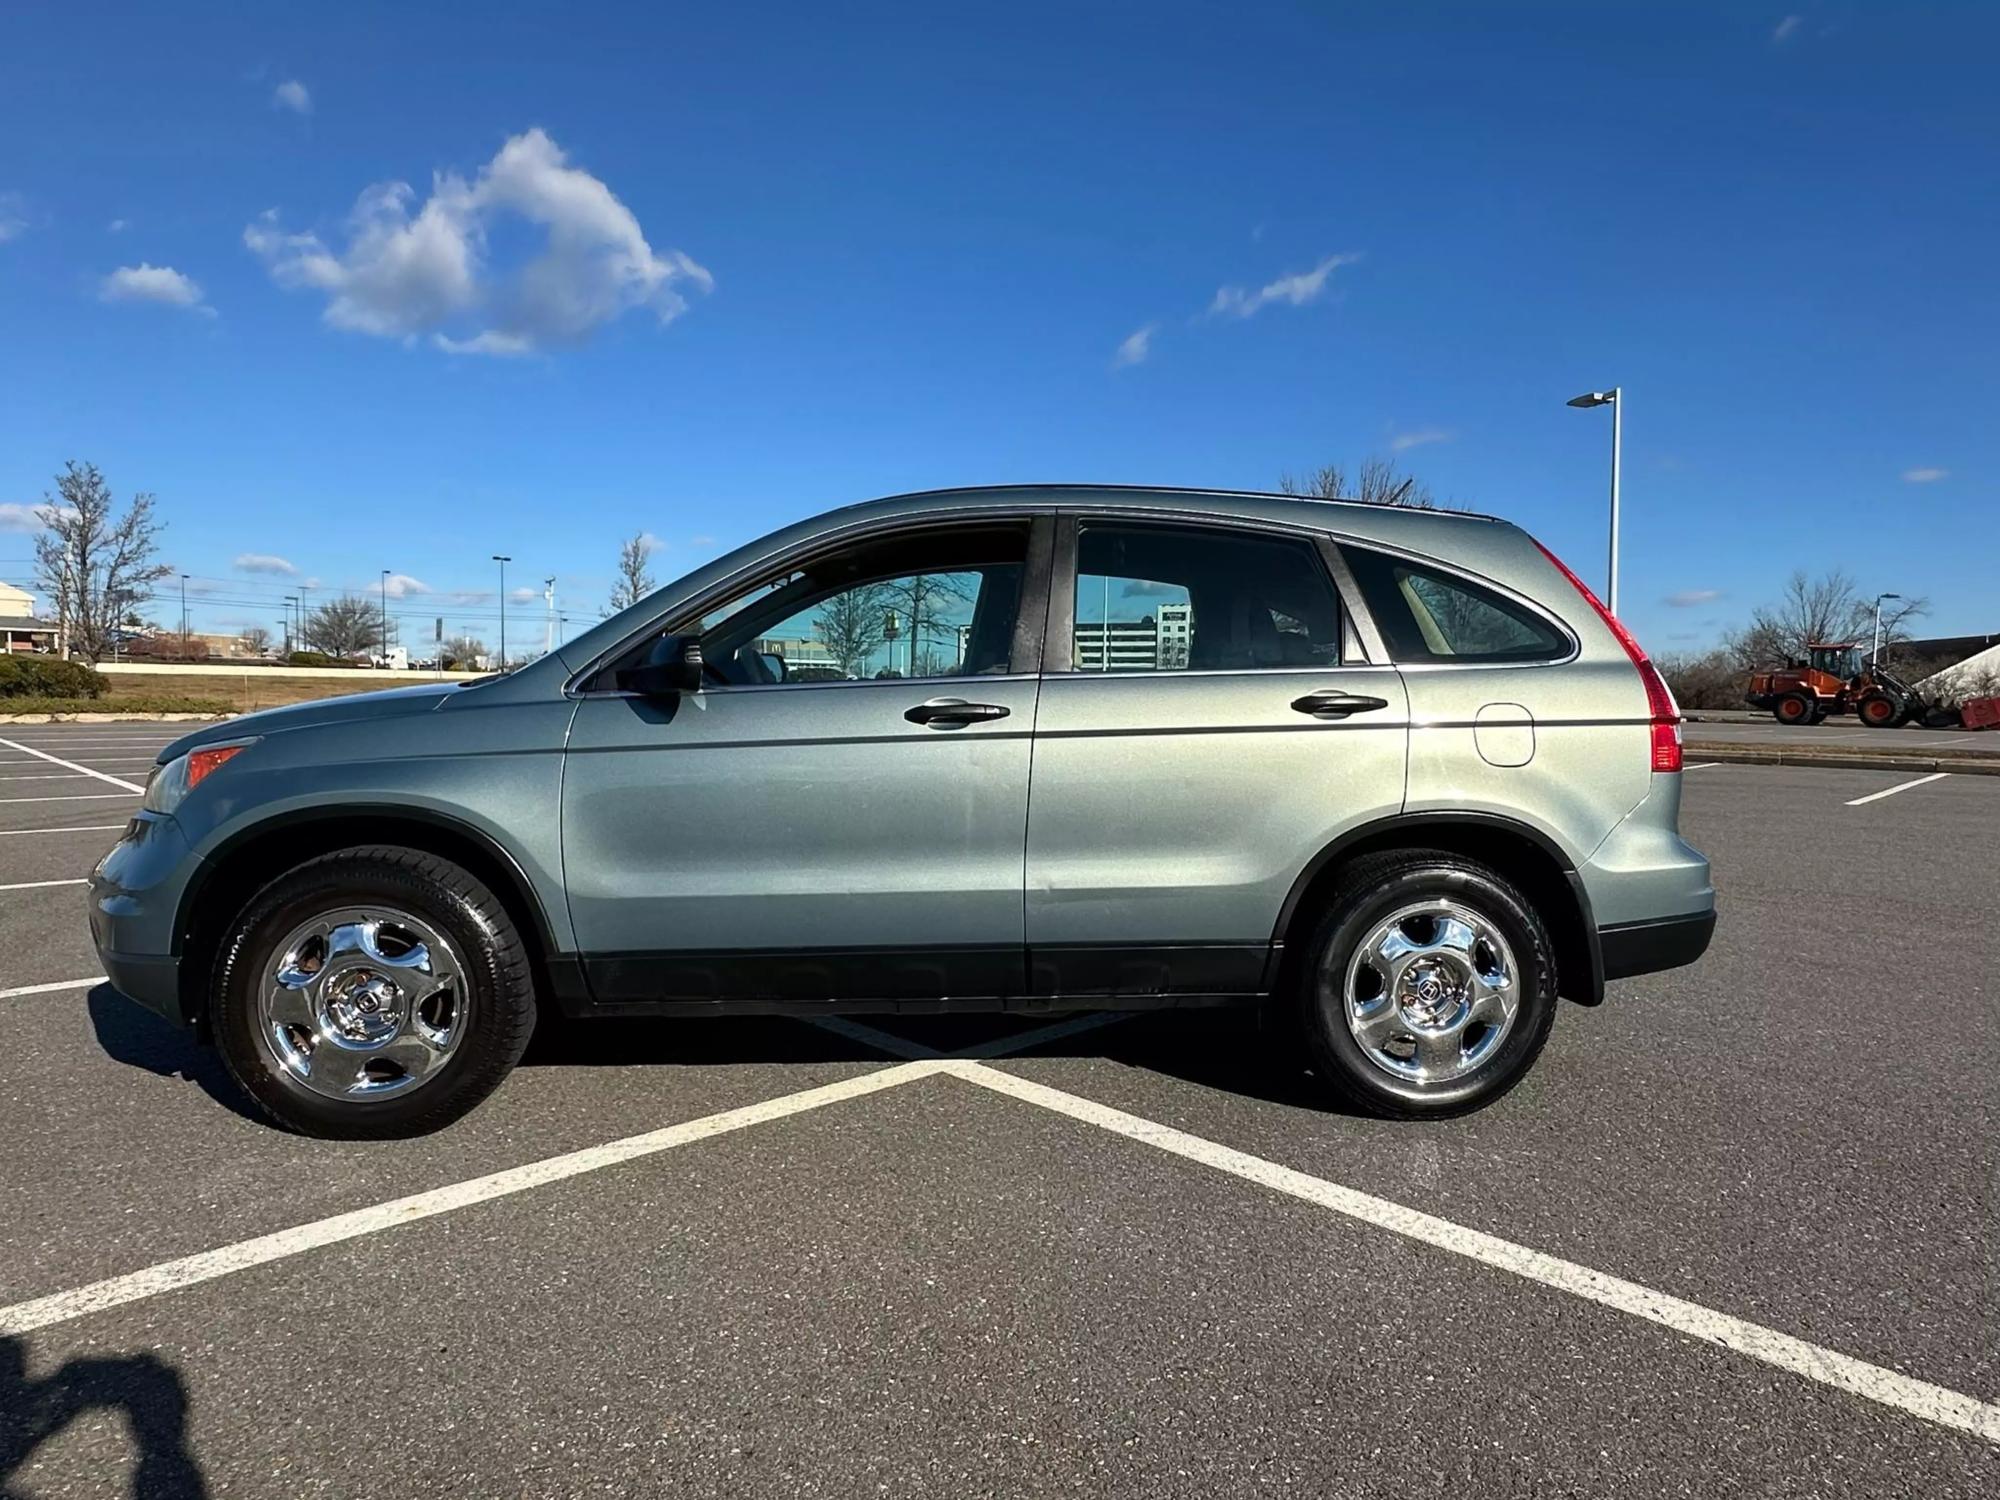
[[813, 584, 889, 678], [442, 634, 487, 669], [302, 594, 385, 659], [31, 461, 172, 664], [1279, 457, 1441, 509], [609, 533, 657, 611], [241, 625, 273, 657], [873, 572, 977, 677], [1725, 570, 1928, 669]]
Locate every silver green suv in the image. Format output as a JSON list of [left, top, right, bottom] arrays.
[[91, 486, 1714, 1137]]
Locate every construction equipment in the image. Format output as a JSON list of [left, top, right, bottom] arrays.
[[1745, 641, 1933, 728]]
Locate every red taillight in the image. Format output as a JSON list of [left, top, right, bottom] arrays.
[[1532, 539, 1683, 773], [186, 744, 247, 789]]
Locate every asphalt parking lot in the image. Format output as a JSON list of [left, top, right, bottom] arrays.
[[1, 724, 1994, 1497]]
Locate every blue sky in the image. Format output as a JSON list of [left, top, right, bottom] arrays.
[[1, 1, 1993, 654]]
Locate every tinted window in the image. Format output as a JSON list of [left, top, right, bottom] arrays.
[[644, 525, 1029, 686], [1070, 524, 1343, 672], [1343, 547, 1569, 663]]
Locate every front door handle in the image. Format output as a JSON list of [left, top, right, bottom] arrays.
[[905, 698, 1011, 728], [1291, 690, 1390, 720]]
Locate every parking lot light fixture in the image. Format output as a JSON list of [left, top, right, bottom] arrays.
[[381, 569, 392, 667], [1566, 387, 1623, 616], [1871, 592, 1902, 665], [492, 555, 512, 669]]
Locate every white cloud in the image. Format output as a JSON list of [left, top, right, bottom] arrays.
[[246, 127, 712, 355], [690, 534, 717, 547], [233, 552, 299, 576], [107, 218, 129, 233], [636, 531, 666, 555], [1208, 252, 1361, 319], [1665, 589, 1724, 608], [99, 263, 215, 315], [508, 586, 540, 605], [381, 572, 430, 598], [0, 501, 57, 532], [1, 192, 32, 243], [1772, 15, 1803, 44], [1389, 427, 1453, 453], [1111, 323, 1156, 368], [273, 79, 312, 115], [1901, 466, 1948, 483]]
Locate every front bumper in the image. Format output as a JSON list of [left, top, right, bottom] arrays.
[[1599, 909, 1717, 981], [87, 811, 198, 1027]]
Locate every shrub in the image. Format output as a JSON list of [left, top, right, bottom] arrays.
[[287, 650, 341, 667], [0, 655, 109, 700], [1655, 650, 1746, 711]]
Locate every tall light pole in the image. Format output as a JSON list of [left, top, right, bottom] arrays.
[[380, 569, 392, 667], [492, 555, 511, 669], [179, 574, 190, 658], [1566, 387, 1624, 616], [1871, 592, 1902, 665], [283, 596, 298, 654]]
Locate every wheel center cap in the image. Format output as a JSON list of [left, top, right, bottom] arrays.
[[1399, 959, 1464, 1028], [325, 969, 403, 1043]]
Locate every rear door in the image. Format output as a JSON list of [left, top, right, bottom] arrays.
[[1023, 515, 1409, 999]]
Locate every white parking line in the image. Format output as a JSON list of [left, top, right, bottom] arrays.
[[0, 792, 137, 805], [0, 1058, 949, 1337], [0, 878, 86, 892], [1682, 762, 1721, 771], [0, 772, 89, 782], [0, 975, 107, 999], [0, 824, 126, 839], [0, 737, 148, 793], [943, 1061, 2000, 1446], [1846, 772, 1949, 806]]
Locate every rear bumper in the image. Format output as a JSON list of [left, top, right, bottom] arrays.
[[1599, 909, 1717, 981]]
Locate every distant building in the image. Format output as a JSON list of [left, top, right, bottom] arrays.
[[1075, 605, 1194, 671], [0, 581, 56, 654]]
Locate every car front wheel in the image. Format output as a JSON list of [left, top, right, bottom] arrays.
[[1295, 851, 1557, 1118], [212, 846, 537, 1138]]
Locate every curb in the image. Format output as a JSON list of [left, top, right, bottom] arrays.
[[1685, 744, 2000, 777], [0, 712, 237, 724]]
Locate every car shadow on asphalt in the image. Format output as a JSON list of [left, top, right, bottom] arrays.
[[86, 986, 1348, 1122], [84, 986, 267, 1128], [522, 1006, 1349, 1115], [0, 1335, 208, 1498]]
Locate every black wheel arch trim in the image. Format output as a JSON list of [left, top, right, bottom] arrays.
[[1267, 810, 1604, 1005], [172, 803, 580, 1026]]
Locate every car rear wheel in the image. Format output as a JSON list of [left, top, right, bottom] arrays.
[[212, 846, 537, 1138], [1293, 851, 1557, 1118]]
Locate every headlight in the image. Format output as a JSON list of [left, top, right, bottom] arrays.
[[143, 738, 260, 815]]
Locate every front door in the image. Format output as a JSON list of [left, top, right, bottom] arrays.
[[1025, 517, 1409, 997], [563, 519, 1047, 1006]]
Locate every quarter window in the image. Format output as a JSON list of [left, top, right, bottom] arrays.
[[1342, 547, 1569, 663], [1069, 524, 1345, 672]]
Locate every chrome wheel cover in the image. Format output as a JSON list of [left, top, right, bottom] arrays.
[[257, 905, 468, 1101], [1342, 899, 1520, 1085]]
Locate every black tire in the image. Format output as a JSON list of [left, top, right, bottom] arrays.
[[1774, 693, 1813, 725], [1292, 850, 1558, 1119], [1807, 706, 1830, 725], [212, 846, 537, 1138], [1856, 693, 1902, 728]]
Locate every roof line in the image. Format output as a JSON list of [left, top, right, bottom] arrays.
[[850, 482, 1505, 525]]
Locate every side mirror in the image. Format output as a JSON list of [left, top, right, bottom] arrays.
[[617, 634, 704, 696]]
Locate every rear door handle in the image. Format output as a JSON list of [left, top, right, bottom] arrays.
[[1290, 690, 1390, 720], [905, 698, 1011, 728]]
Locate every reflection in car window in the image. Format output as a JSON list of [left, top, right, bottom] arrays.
[[688, 526, 1029, 686], [1070, 523, 1343, 672]]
